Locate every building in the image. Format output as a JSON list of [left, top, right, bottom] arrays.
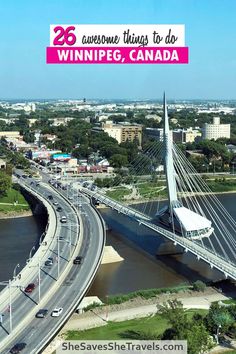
[[0, 131, 21, 140], [227, 144, 236, 153], [172, 128, 201, 144], [28, 118, 37, 127], [52, 117, 74, 126], [202, 117, 230, 140], [102, 121, 142, 146], [145, 128, 164, 141]]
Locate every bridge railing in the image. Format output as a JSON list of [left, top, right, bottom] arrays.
[[141, 220, 236, 280]]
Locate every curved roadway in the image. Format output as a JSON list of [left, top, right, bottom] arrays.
[[0, 174, 105, 354]]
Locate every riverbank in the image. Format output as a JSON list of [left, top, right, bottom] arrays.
[[0, 210, 33, 219], [43, 286, 236, 354]]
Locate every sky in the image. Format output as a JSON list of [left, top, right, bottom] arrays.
[[0, 0, 236, 100]]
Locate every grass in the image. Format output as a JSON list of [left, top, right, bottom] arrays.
[[105, 181, 168, 202], [105, 177, 236, 203], [65, 309, 208, 340], [106, 284, 192, 305], [106, 187, 130, 202], [222, 299, 236, 305], [217, 351, 236, 354], [206, 179, 236, 193], [0, 187, 30, 213]]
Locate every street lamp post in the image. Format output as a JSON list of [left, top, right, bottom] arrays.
[[9, 279, 12, 333], [39, 232, 45, 246], [216, 324, 222, 344], [57, 235, 60, 280], [29, 246, 36, 260], [13, 264, 20, 280], [69, 224, 72, 258], [38, 259, 41, 303], [0, 280, 12, 333]]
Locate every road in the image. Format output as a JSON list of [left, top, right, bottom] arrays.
[[0, 171, 105, 354]]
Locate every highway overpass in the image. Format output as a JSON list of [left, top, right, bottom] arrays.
[[0, 174, 106, 354]]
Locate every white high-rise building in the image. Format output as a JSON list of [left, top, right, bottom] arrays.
[[202, 117, 230, 140]]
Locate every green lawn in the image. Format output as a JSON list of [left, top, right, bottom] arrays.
[[65, 309, 208, 340], [106, 187, 130, 202], [0, 188, 29, 213], [206, 179, 236, 193], [105, 182, 167, 202]]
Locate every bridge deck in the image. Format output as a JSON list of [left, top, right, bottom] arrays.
[[84, 189, 236, 281]]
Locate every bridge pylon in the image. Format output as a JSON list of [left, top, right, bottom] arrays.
[[156, 93, 214, 240]]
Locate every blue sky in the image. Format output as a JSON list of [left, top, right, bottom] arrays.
[[0, 0, 236, 99]]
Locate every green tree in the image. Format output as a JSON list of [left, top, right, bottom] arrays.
[[0, 171, 11, 196], [158, 300, 212, 354], [192, 280, 206, 292], [110, 154, 128, 168], [206, 302, 234, 334]]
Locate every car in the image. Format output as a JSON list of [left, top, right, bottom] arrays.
[[10, 343, 27, 353], [59, 236, 65, 241], [24, 283, 35, 293], [53, 201, 59, 206], [68, 196, 73, 201], [73, 256, 83, 265], [56, 206, 62, 212], [51, 307, 63, 317], [47, 195, 53, 200], [60, 216, 67, 223], [44, 257, 53, 266], [35, 309, 48, 318]]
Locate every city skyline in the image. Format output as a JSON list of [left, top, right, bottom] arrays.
[[1, 0, 236, 99]]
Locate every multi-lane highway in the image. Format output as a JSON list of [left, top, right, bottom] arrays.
[[0, 171, 106, 354]]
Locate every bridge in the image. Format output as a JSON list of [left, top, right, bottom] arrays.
[[0, 172, 105, 353], [80, 94, 236, 281]]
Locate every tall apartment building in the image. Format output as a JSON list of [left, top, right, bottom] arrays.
[[202, 117, 230, 140], [102, 121, 142, 146]]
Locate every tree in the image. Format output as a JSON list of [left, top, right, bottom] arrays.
[[206, 302, 234, 334], [158, 299, 212, 354], [120, 141, 139, 162], [186, 323, 213, 354], [110, 154, 128, 168], [0, 171, 11, 196], [192, 280, 206, 292], [157, 299, 188, 334]]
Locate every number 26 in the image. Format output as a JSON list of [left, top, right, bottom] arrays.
[[53, 26, 76, 46]]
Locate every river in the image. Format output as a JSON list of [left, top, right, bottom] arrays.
[[0, 215, 46, 286], [0, 194, 235, 298]]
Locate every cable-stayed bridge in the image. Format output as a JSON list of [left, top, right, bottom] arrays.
[[81, 94, 236, 280]]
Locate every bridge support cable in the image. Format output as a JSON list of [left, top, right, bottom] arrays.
[[173, 146, 234, 261], [93, 140, 165, 215], [172, 144, 236, 264], [174, 145, 236, 259], [174, 143, 236, 248], [172, 149, 215, 253], [174, 144, 236, 230]]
